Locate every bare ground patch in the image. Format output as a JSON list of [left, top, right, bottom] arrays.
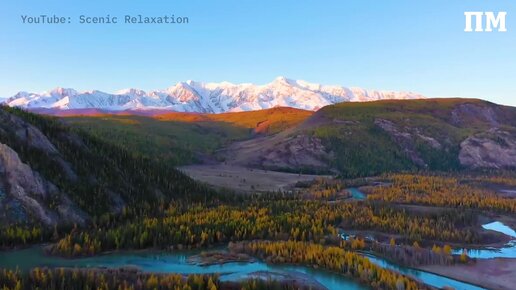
[[420, 258, 516, 290], [178, 164, 332, 193]]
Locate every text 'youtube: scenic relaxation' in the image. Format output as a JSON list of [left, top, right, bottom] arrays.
[[20, 14, 190, 25]]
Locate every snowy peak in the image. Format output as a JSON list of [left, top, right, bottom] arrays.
[[116, 88, 147, 97], [272, 76, 293, 85], [50, 87, 78, 97], [3, 78, 425, 113]]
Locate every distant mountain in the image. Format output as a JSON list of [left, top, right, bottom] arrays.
[[3, 77, 424, 113]]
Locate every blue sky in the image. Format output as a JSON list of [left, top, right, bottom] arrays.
[[1, 0, 515, 106]]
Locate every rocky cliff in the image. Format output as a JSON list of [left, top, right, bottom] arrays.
[[0, 143, 87, 226], [0, 106, 212, 229]]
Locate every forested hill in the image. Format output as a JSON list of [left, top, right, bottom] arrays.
[[223, 98, 516, 177], [0, 106, 218, 229], [307, 98, 516, 176]]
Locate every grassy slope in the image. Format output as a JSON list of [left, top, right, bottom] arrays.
[[146, 107, 313, 136], [64, 107, 313, 165]]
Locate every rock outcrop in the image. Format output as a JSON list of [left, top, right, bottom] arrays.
[[0, 142, 88, 226], [0, 109, 78, 181], [374, 118, 444, 168], [459, 129, 516, 169], [0, 110, 58, 154], [451, 103, 501, 127], [223, 132, 334, 174], [0, 108, 89, 227], [259, 135, 333, 172]]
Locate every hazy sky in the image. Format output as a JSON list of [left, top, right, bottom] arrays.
[[1, 0, 515, 106]]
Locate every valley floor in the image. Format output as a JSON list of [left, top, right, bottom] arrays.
[[420, 258, 516, 290], [178, 164, 331, 192]]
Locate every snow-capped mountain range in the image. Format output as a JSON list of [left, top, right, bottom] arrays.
[[3, 77, 425, 113]]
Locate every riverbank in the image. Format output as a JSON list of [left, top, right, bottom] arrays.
[[187, 251, 255, 266], [420, 258, 516, 290], [0, 246, 367, 290]]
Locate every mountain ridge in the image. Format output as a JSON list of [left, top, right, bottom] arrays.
[[215, 98, 516, 176], [3, 77, 424, 113], [58, 98, 516, 177]]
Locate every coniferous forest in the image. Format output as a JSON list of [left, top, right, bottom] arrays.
[[1, 99, 516, 290]]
